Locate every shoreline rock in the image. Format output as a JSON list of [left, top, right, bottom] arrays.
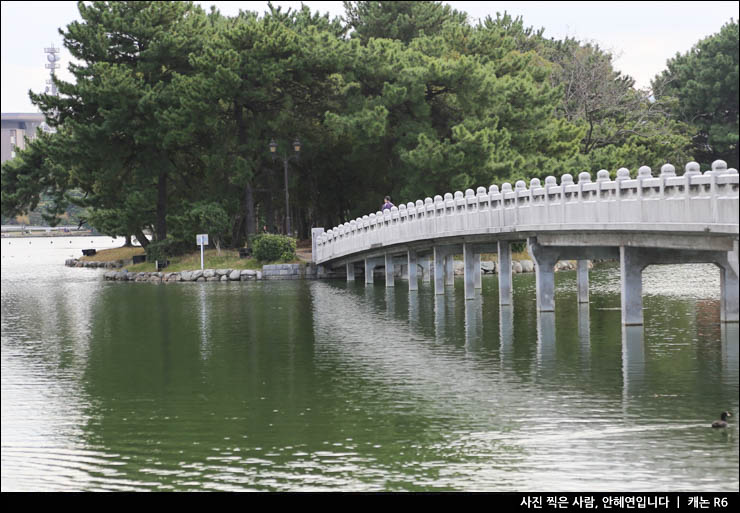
[[84, 257, 605, 283]]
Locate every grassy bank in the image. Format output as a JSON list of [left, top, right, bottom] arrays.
[[81, 246, 302, 273], [80, 246, 145, 262]]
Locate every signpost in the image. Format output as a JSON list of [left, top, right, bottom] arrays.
[[197, 234, 208, 270]]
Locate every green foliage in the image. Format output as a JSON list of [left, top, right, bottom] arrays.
[[343, 1, 468, 44], [144, 238, 182, 262], [0, 1, 711, 243], [252, 234, 297, 262], [167, 201, 230, 249], [653, 19, 739, 168]]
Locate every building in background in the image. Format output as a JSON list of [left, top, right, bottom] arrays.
[[2, 45, 61, 164], [1, 112, 46, 163]]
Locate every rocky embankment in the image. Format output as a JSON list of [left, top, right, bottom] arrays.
[[102, 268, 263, 282], [65, 258, 592, 283], [65, 258, 125, 269], [65, 260, 325, 282], [454, 259, 590, 275]]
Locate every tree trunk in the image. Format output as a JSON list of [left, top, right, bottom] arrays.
[[135, 227, 150, 249], [156, 171, 167, 242], [245, 182, 256, 246], [231, 211, 245, 248], [124, 234, 132, 247]]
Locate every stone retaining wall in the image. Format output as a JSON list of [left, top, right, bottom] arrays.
[[262, 263, 316, 280]]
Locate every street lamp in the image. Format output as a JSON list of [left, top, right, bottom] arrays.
[[269, 137, 300, 235]]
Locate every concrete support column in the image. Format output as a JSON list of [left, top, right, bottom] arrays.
[[422, 256, 432, 283], [529, 238, 558, 312], [721, 240, 739, 323], [433, 247, 445, 295], [346, 262, 355, 282], [364, 258, 375, 285], [720, 265, 739, 322], [385, 252, 394, 287], [498, 240, 512, 306], [474, 253, 482, 289], [577, 260, 590, 304], [445, 255, 455, 286], [408, 250, 418, 291], [463, 243, 476, 300], [620, 246, 645, 326]]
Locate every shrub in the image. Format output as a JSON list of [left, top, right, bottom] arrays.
[[252, 234, 296, 262], [145, 237, 188, 262]]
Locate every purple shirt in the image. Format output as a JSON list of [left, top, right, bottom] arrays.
[[381, 201, 394, 211]]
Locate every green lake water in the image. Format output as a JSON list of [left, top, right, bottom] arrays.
[[1, 237, 738, 491]]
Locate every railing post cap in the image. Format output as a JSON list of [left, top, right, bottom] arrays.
[[638, 166, 652, 178], [616, 168, 630, 179], [515, 180, 526, 190], [489, 184, 499, 193], [434, 195, 443, 203], [502, 182, 512, 191], [596, 170, 611, 182], [545, 176, 557, 186], [476, 186, 487, 195], [423, 197, 431, 205], [578, 171, 591, 183], [454, 191, 464, 200], [465, 188, 475, 197], [444, 192, 453, 201], [560, 173, 574, 185], [660, 163, 676, 176], [529, 178, 541, 188], [684, 162, 701, 176], [728, 168, 739, 174], [711, 160, 728, 173]]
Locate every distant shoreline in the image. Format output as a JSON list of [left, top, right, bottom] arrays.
[[1, 230, 101, 238]]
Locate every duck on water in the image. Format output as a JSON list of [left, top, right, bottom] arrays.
[[712, 412, 732, 428]]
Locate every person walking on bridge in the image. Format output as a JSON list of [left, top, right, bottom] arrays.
[[381, 196, 394, 212]]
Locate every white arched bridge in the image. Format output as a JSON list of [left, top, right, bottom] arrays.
[[312, 161, 739, 325]]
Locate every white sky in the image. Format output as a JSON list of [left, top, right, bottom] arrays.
[[2, 1, 738, 113]]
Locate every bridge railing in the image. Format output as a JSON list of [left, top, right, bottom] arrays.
[[315, 161, 739, 264]]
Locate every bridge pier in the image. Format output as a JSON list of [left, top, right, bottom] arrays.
[[619, 245, 739, 325], [408, 250, 418, 291], [498, 240, 512, 306], [445, 255, 454, 286], [463, 243, 476, 299], [620, 247, 645, 326], [529, 240, 559, 312], [346, 262, 355, 282], [365, 256, 384, 285], [385, 253, 394, 287], [433, 246, 462, 294], [421, 256, 432, 283], [718, 240, 739, 322], [529, 238, 620, 313], [434, 247, 445, 294], [577, 260, 590, 304]]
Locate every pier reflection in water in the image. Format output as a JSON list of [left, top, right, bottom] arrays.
[[2, 246, 738, 491]]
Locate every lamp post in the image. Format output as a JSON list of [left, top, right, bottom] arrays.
[[269, 138, 301, 236]]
